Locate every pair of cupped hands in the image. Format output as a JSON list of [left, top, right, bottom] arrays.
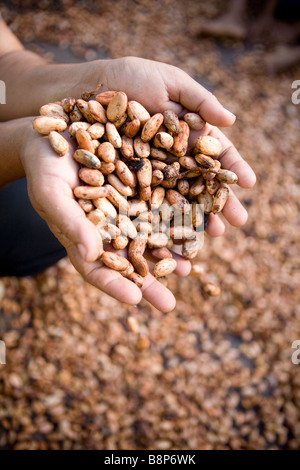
[[22, 57, 256, 312]]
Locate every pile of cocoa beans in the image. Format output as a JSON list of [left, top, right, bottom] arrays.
[[33, 89, 238, 289]]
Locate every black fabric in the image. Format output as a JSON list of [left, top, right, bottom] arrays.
[[0, 178, 66, 277], [276, 0, 300, 23]]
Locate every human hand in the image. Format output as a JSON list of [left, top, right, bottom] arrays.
[[21, 56, 256, 312], [21, 129, 190, 312], [103, 57, 256, 236]]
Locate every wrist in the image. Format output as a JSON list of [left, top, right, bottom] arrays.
[[0, 50, 111, 120], [37, 59, 111, 103]]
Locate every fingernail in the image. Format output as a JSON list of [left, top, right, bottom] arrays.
[[77, 243, 87, 260], [225, 109, 236, 122]]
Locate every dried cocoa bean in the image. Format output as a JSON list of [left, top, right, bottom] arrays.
[[153, 258, 177, 278]]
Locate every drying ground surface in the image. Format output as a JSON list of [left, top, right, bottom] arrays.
[[0, 0, 299, 450]]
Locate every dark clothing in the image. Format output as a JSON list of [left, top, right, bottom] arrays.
[[275, 0, 300, 23], [0, 178, 66, 277]]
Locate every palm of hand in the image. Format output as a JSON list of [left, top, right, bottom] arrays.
[[105, 57, 255, 234], [24, 132, 189, 312], [23, 57, 256, 311]]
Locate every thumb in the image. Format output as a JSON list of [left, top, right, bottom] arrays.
[[167, 67, 236, 127], [36, 184, 101, 263]]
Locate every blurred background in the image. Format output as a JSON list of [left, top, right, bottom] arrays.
[[0, 0, 300, 450]]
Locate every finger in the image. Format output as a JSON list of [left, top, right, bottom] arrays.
[[205, 213, 226, 237], [40, 181, 101, 262], [67, 244, 143, 305], [207, 126, 256, 188], [141, 273, 176, 312], [221, 186, 248, 227], [161, 100, 185, 117], [167, 68, 236, 127]]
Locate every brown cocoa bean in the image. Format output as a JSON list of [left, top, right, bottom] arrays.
[[88, 100, 108, 124], [98, 142, 117, 163], [153, 132, 174, 150], [115, 160, 137, 187], [33, 116, 67, 135], [194, 135, 222, 157], [195, 153, 215, 169], [198, 191, 213, 213], [153, 258, 177, 278], [151, 170, 164, 187], [95, 90, 117, 106], [147, 232, 169, 249], [79, 168, 104, 187], [123, 118, 141, 138], [206, 178, 220, 195], [100, 162, 115, 174], [107, 91, 128, 122], [74, 186, 108, 200], [78, 198, 94, 213], [212, 186, 229, 214], [150, 148, 169, 161], [128, 237, 149, 277], [163, 110, 181, 134], [39, 103, 69, 122], [106, 122, 122, 148], [76, 128, 95, 153], [151, 247, 173, 260], [48, 131, 69, 156], [183, 112, 206, 130], [76, 99, 96, 123], [141, 113, 164, 142], [112, 234, 129, 250], [120, 136, 134, 159], [93, 197, 117, 218], [127, 101, 150, 125], [87, 208, 105, 226], [61, 97, 76, 113], [216, 169, 238, 184], [107, 174, 136, 197], [139, 185, 152, 201], [171, 120, 189, 157], [117, 215, 138, 239], [127, 272, 144, 288], [151, 186, 165, 209], [166, 189, 190, 213], [87, 123, 105, 140], [134, 136, 150, 158], [177, 179, 190, 196], [189, 176, 205, 196], [101, 252, 130, 271], [69, 121, 90, 137], [73, 149, 101, 169], [105, 184, 129, 213], [137, 158, 152, 188]]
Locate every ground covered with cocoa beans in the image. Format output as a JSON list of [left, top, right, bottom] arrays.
[[0, 0, 300, 450]]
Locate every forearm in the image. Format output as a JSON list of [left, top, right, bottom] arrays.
[[0, 51, 109, 121], [0, 117, 33, 187], [0, 17, 109, 120]]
